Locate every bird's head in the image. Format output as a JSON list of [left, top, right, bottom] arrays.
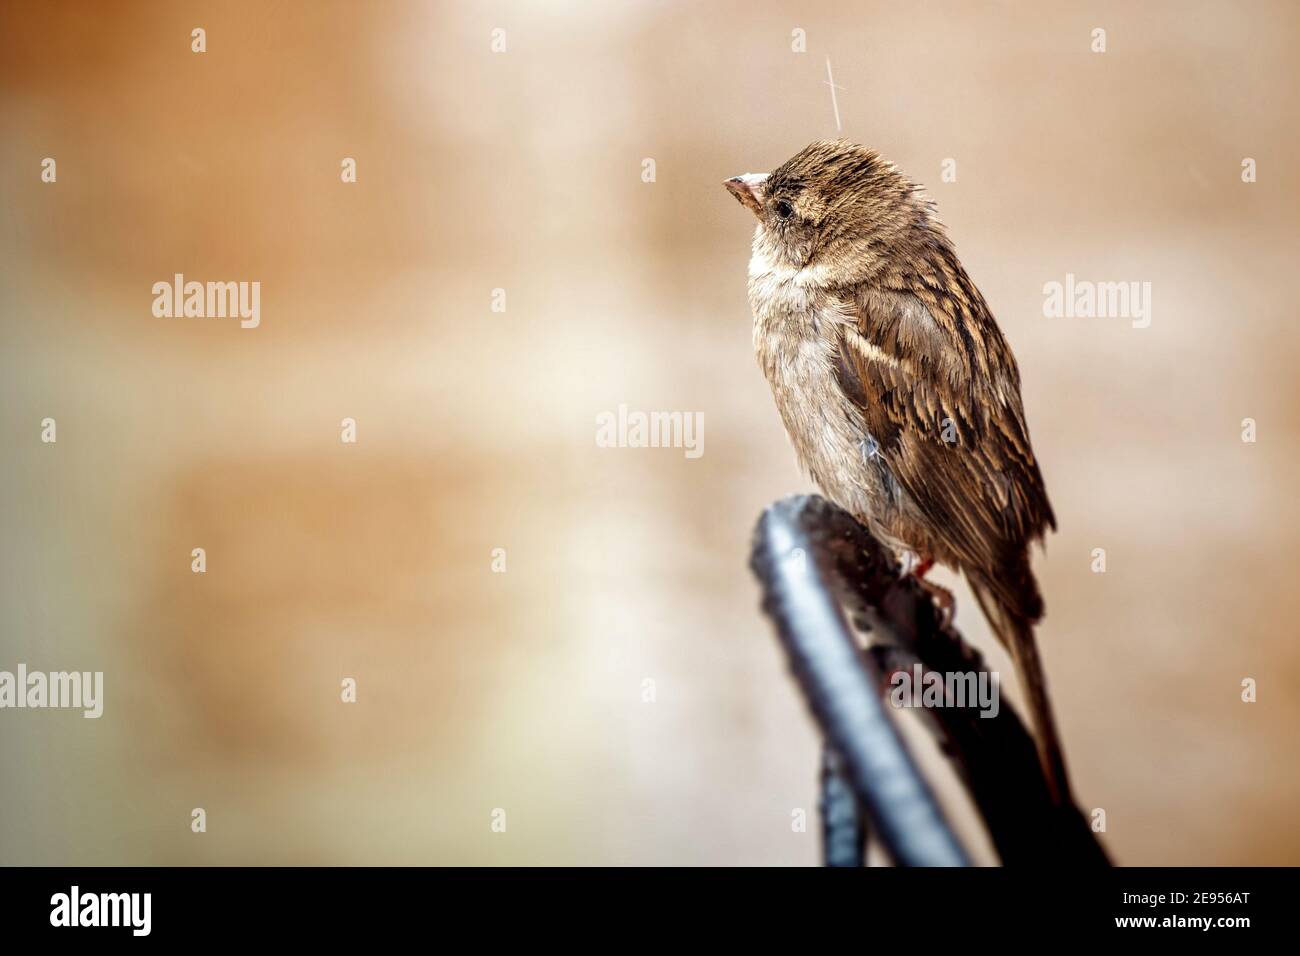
[[724, 140, 931, 277]]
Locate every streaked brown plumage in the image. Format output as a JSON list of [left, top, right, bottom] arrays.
[[726, 141, 1072, 803]]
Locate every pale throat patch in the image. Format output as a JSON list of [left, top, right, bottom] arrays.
[[747, 238, 842, 321]]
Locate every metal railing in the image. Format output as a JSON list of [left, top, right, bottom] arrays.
[[749, 495, 1110, 867]]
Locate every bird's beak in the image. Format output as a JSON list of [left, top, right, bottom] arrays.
[[724, 173, 768, 216]]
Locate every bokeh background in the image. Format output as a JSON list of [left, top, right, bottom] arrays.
[[2, 0, 1297, 865]]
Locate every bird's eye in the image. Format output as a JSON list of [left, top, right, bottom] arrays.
[[774, 199, 794, 220]]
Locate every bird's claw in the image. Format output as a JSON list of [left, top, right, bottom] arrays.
[[915, 576, 955, 630]]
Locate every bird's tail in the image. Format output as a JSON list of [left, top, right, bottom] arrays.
[[968, 572, 1074, 806]]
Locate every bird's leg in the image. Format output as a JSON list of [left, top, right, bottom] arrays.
[[907, 553, 955, 628], [898, 550, 927, 577]]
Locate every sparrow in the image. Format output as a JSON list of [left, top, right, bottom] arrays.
[[726, 140, 1072, 804]]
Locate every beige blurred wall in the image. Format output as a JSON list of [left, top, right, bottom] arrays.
[[1, 0, 1298, 865]]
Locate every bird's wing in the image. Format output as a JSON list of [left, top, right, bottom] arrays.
[[833, 271, 1055, 609]]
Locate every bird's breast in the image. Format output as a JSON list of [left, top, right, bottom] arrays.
[[748, 271, 886, 525]]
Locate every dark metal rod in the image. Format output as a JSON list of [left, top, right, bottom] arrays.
[[819, 743, 867, 867], [751, 497, 970, 867]]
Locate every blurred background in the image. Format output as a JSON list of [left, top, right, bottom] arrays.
[[1, 0, 1297, 865]]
